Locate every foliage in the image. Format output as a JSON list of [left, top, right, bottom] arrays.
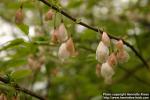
[[0, 0, 150, 100]]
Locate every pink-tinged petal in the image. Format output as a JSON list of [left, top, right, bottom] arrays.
[[96, 41, 109, 63], [102, 32, 110, 46], [66, 38, 75, 56], [44, 9, 53, 21], [116, 50, 129, 63], [51, 28, 59, 43], [58, 23, 68, 42], [116, 40, 124, 50], [58, 43, 70, 62], [101, 62, 115, 84], [108, 53, 117, 67]]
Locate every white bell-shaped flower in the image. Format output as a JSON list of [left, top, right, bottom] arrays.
[[116, 40, 129, 63], [116, 40, 124, 50], [58, 43, 70, 62], [101, 62, 115, 84], [58, 23, 68, 42], [58, 38, 76, 62], [116, 50, 129, 63], [51, 28, 59, 43], [96, 41, 109, 63], [66, 38, 75, 56], [108, 53, 117, 67]]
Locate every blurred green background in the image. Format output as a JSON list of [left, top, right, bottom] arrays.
[[0, 0, 150, 100]]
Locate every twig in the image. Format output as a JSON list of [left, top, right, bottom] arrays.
[[0, 76, 46, 100], [37, 0, 149, 69]]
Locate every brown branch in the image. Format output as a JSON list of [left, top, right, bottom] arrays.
[[0, 76, 46, 100], [37, 0, 149, 69]]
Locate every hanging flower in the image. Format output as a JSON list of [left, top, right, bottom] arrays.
[[101, 62, 115, 84], [66, 38, 75, 56], [44, 9, 53, 21], [58, 38, 76, 62], [116, 40, 129, 63], [58, 23, 68, 42], [15, 7, 24, 24], [58, 43, 70, 62], [107, 53, 117, 67], [96, 41, 109, 63], [51, 28, 59, 43], [102, 32, 110, 46], [116, 50, 129, 63], [51, 23, 68, 43], [116, 40, 124, 50]]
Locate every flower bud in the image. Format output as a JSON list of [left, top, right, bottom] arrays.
[[15, 8, 24, 24], [96, 64, 101, 77], [58, 23, 68, 42], [101, 62, 115, 84], [108, 53, 117, 67], [116, 50, 129, 63], [102, 32, 110, 46], [116, 40, 124, 50], [58, 43, 70, 62], [66, 38, 75, 56], [96, 41, 109, 63], [44, 9, 53, 21], [51, 28, 59, 43]]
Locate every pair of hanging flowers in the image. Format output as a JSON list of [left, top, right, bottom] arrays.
[[15, 7, 53, 24], [44, 9, 76, 62], [51, 23, 76, 62], [96, 32, 129, 84]]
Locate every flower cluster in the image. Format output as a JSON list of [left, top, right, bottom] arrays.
[[51, 23, 76, 62], [96, 32, 129, 84], [14, 4, 129, 83]]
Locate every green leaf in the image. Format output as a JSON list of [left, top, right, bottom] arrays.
[[11, 69, 32, 80], [0, 83, 14, 91], [67, 0, 83, 8], [0, 58, 27, 71], [0, 38, 24, 51], [17, 24, 29, 35], [80, 29, 97, 41]]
